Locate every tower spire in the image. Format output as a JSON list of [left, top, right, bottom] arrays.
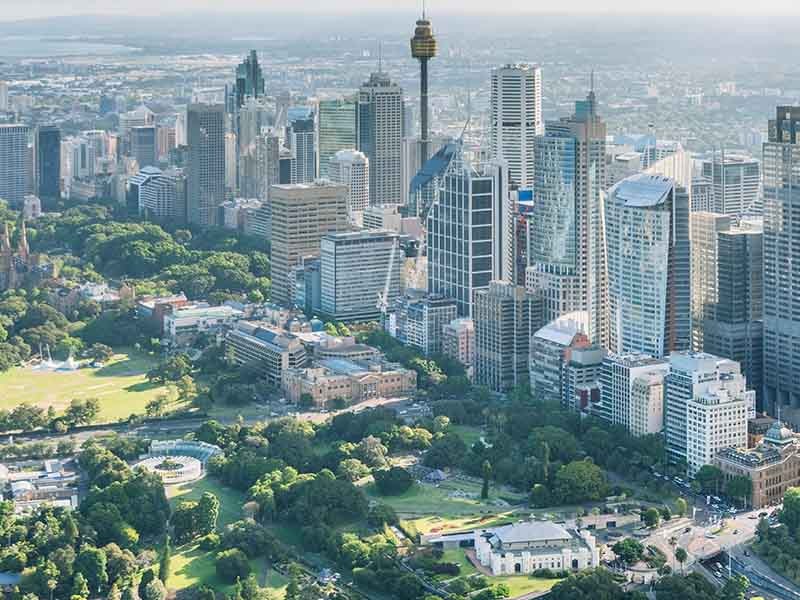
[[422, 0, 427, 18], [378, 41, 383, 74], [590, 69, 595, 93]]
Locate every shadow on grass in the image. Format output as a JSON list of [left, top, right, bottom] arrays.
[[124, 381, 161, 393], [174, 544, 223, 588], [94, 358, 149, 378]]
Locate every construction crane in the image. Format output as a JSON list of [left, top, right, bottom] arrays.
[[376, 236, 400, 321]]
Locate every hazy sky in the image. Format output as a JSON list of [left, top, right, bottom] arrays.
[[3, 0, 800, 20]]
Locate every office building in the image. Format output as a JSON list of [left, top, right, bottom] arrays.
[[320, 230, 401, 322], [427, 142, 512, 317], [231, 50, 265, 110], [237, 98, 272, 199], [529, 312, 590, 403], [599, 353, 669, 435], [474, 280, 531, 393], [270, 182, 349, 306], [0, 81, 7, 111], [287, 116, 316, 184], [528, 92, 607, 343], [763, 107, 800, 423], [226, 321, 307, 385], [701, 153, 761, 216], [328, 149, 369, 222], [119, 105, 154, 135], [137, 167, 187, 223], [357, 71, 404, 205], [130, 126, 157, 169], [157, 125, 176, 162], [225, 132, 237, 192], [35, 125, 60, 203], [442, 317, 475, 374], [715, 421, 800, 509], [692, 213, 763, 407], [186, 104, 226, 227], [318, 97, 358, 179], [665, 352, 754, 473], [605, 173, 691, 358], [394, 293, 458, 355], [691, 178, 713, 212], [0, 124, 30, 208], [490, 64, 543, 188], [164, 304, 244, 346], [561, 345, 605, 414]]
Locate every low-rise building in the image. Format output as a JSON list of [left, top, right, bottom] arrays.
[[136, 293, 189, 334], [715, 422, 800, 509], [1, 458, 80, 513], [226, 320, 308, 385], [474, 521, 599, 576], [164, 304, 244, 346], [282, 357, 416, 406]]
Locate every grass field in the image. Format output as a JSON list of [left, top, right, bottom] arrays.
[[166, 477, 289, 597], [444, 549, 561, 598], [0, 350, 174, 422]]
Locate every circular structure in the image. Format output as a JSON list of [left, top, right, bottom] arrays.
[[136, 455, 203, 485]]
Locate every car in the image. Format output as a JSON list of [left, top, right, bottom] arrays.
[[733, 529, 739, 534], [684, 527, 692, 533], [748, 514, 758, 519], [705, 533, 717, 539]]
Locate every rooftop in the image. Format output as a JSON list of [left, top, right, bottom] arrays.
[[491, 521, 572, 545], [533, 311, 589, 347], [610, 173, 674, 208]]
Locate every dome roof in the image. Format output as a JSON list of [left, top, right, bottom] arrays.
[[765, 421, 795, 444]]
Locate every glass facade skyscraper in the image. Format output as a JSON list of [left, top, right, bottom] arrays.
[[35, 125, 60, 202], [318, 97, 358, 180]]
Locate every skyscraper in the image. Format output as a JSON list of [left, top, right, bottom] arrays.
[[186, 104, 226, 227], [130, 126, 157, 169], [231, 50, 265, 110], [701, 152, 761, 216], [410, 6, 437, 161], [237, 98, 272, 199], [317, 97, 358, 180], [427, 142, 512, 317], [0, 81, 8, 112], [490, 64, 543, 189], [474, 280, 532, 393], [269, 182, 350, 306], [763, 106, 800, 422], [605, 174, 691, 358], [0, 124, 30, 208], [528, 92, 607, 343], [328, 149, 369, 221], [35, 125, 60, 203], [287, 116, 316, 184], [320, 230, 401, 322], [357, 72, 404, 205]]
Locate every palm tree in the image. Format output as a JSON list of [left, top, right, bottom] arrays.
[[675, 547, 688, 574]]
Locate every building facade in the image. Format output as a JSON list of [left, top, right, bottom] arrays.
[[529, 312, 590, 404], [0, 124, 30, 208], [318, 97, 358, 180], [490, 64, 543, 189], [701, 153, 761, 216], [394, 293, 458, 356], [605, 174, 691, 358], [598, 353, 669, 435], [328, 149, 369, 222], [442, 317, 475, 374], [226, 321, 308, 385], [35, 125, 60, 203], [187, 104, 226, 227]]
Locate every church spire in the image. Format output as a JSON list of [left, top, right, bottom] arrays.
[[16, 217, 29, 260], [0, 223, 10, 254]]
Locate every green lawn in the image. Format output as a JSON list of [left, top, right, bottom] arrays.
[[441, 548, 478, 576], [167, 477, 276, 593], [444, 549, 560, 598], [0, 350, 175, 422]]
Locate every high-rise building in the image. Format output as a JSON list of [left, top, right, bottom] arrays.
[[394, 293, 458, 356], [701, 153, 761, 216], [320, 230, 401, 322], [474, 280, 531, 393], [763, 106, 800, 423], [35, 125, 60, 203], [119, 105, 155, 135], [237, 98, 272, 198], [605, 173, 691, 358], [561, 345, 605, 414], [269, 182, 349, 306], [231, 50, 265, 110], [130, 126, 157, 169], [157, 125, 176, 162], [599, 353, 669, 435], [691, 213, 763, 408], [664, 352, 754, 474], [427, 143, 512, 317], [490, 64, 543, 189], [528, 92, 607, 342], [410, 7, 437, 162], [317, 97, 358, 180], [136, 167, 187, 223], [442, 317, 475, 374], [0, 124, 30, 208], [529, 311, 590, 403], [255, 130, 281, 202], [287, 116, 316, 184], [0, 81, 8, 111], [328, 149, 369, 222], [691, 178, 713, 212], [357, 71, 404, 205], [187, 104, 226, 227]]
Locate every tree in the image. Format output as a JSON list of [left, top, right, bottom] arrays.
[[368, 503, 398, 527], [481, 460, 492, 499], [285, 564, 303, 600], [531, 483, 550, 508], [215, 549, 251, 583], [373, 467, 414, 496], [355, 436, 389, 468], [75, 546, 108, 593], [781, 487, 800, 531], [159, 535, 171, 584], [71, 573, 90, 600], [612, 539, 644, 565], [674, 547, 688, 574], [142, 578, 167, 600], [197, 492, 220, 536], [674, 497, 688, 518], [654, 573, 716, 600], [549, 569, 640, 600], [554, 460, 607, 504], [720, 574, 749, 600], [64, 397, 100, 426], [337, 458, 370, 482], [643, 507, 661, 529], [87, 343, 114, 363], [726, 476, 752, 508], [694, 465, 724, 495], [138, 570, 155, 599]]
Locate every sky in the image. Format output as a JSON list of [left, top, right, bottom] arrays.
[[3, 0, 800, 20]]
